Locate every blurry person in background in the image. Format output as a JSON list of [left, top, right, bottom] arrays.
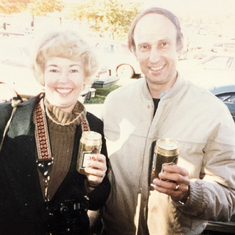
[[0, 29, 110, 235], [100, 7, 235, 235]]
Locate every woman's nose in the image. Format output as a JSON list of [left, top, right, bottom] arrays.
[[58, 71, 69, 83]]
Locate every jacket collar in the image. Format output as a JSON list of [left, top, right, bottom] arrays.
[[140, 72, 190, 102]]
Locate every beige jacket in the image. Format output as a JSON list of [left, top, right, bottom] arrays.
[[101, 75, 235, 235]]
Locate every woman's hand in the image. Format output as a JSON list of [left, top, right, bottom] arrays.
[[84, 154, 107, 191]]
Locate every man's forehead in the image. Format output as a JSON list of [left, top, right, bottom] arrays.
[[134, 13, 177, 43], [135, 13, 176, 32]]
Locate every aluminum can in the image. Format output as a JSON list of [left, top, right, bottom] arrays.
[[151, 138, 179, 181], [77, 131, 102, 175]]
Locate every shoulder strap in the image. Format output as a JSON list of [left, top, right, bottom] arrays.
[[34, 98, 90, 202], [0, 99, 21, 152]]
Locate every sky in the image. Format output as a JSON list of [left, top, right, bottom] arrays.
[[65, 0, 235, 16], [137, 0, 235, 38], [2, 0, 235, 39], [142, 0, 235, 17]]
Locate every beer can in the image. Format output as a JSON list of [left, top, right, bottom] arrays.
[[77, 131, 102, 175], [151, 138, 179, 181]]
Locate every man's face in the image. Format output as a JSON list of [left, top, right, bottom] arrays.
[[133, 13, 182, 97]]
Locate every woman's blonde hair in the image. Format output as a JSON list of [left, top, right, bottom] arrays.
[[30, 29, 99, 86]]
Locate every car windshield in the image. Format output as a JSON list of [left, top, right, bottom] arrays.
[[200, 56, 233, 70], [94, 41, 130, 55], [217, 93, 235, 103]]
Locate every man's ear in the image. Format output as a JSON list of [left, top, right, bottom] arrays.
[[177, 37, 184, 57], [133, 48, 138, 61], [134, 52, 138, 61]]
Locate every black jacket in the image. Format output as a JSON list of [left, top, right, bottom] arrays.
[[0, 95, 110, 235]]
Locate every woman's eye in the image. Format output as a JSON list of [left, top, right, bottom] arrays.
[[71, 69, 79, 73]]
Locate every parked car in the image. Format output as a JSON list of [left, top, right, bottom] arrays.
[[178, 53, 235, 88], [91, 38, 142, 79], [0, 38, 29, 66], [92, 63, 120, 88], [0, 38, 43, 99], [202, 80, 235, 233], [197, 53, 235, 71], [209, 79, 235, 122], [211, 41, 235, 53], [179, 53, 235, 73]]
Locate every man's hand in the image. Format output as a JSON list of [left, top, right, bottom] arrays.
[[152, 165, 190, 203], [84, 154, 107, 190]]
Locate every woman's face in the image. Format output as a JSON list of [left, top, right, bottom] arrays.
[[44, 57, 85, 113]]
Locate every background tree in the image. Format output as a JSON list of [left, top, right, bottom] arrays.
[[69, 0, 142, 41], [27, 0, 64, 28], [0, 0, 30, 14], [67, 0, 89, 23], [28, 0, 64, 16]]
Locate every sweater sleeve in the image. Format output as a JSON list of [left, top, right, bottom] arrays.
[[87, 136, 111, 210], [86, 112, 111, 210], [87, 176, 111, 210]]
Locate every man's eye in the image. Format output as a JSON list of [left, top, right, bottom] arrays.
[[50, 69, 58, 73], [162, 42, 168, 47], [140, 45, 149, 51]]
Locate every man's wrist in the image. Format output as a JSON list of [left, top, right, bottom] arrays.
[[180, 184, 190, 204], [173, 184, 190, 206]]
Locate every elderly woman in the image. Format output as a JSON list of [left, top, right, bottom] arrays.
[[0, 29, 110, 235]]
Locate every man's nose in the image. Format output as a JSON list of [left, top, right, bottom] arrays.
[[149, 47, 161, 63]]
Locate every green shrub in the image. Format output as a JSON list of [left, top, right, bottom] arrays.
[[84, 84, 120, 104]]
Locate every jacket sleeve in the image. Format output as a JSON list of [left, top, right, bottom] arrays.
[[173, 108, 235, 221], [0, 103, 13, 144], [87, 175, 111, 210]]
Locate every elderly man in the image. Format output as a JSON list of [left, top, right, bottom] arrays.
[[101, 7, 235, 235]]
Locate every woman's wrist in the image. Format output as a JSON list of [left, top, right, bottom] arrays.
[[85, 180, 97, 192]]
